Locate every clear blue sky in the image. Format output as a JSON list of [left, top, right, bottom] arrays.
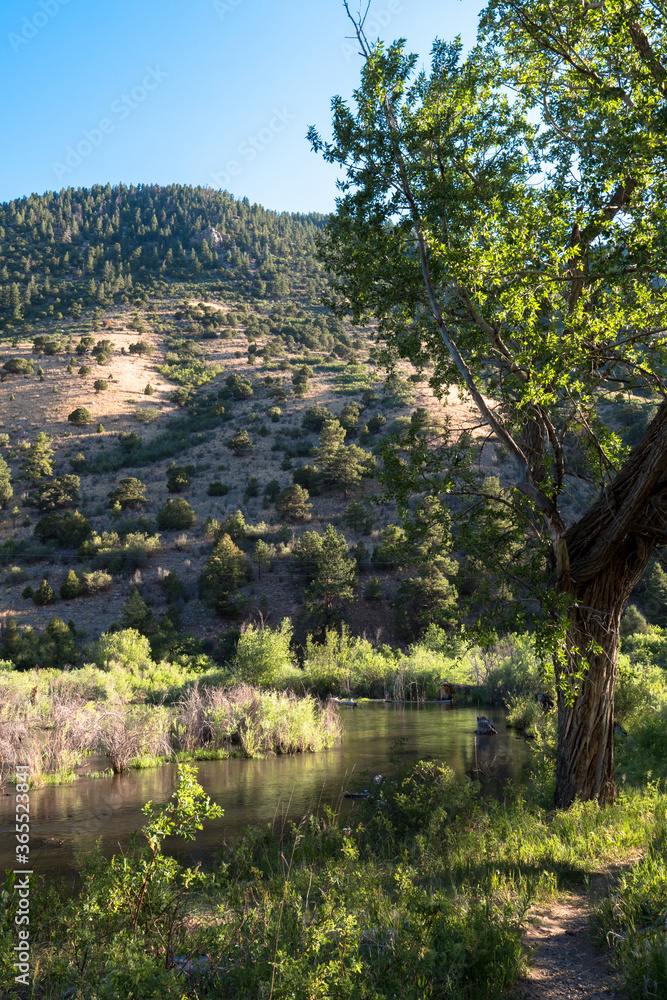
[[1, 0, 484, 214]]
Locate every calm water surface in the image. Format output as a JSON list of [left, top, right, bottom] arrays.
[[0, 704, 532, 878]]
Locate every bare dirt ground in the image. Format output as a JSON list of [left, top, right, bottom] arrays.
[[512, 876, 629, 1000]]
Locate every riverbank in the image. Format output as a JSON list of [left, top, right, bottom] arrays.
[[0, 674, 342, 786], [2, 737, 666, 1000]]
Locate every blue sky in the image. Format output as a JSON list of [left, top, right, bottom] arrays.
[[1, 0, 484, 214]]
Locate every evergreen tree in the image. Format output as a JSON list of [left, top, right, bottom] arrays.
[[120, 587, 157, 635], [226, 430, 253, 456], [253, 539, 272, 580], [644, 562, 667, 627], [108, 477, 148, 509], [60, 570, 83, 600], [33, 579, 56, 606], [317, 420, 368, 494], [20, 432, 53, 484], [0, 454, 12, 507], [306, 525, 357, 610], [198, 533, 252, 617], [343, 498, 375, 535], [275, 484, 312, 521]]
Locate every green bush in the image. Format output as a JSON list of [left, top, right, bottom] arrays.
[[166, 462, 194, 493], [207, 481, 229, 497], [134, 407, 160, 424], [67, 407, 93, 426], [234, 619, 300, 688], [108, 477, 148, 509], [156, 498, 196, 530], [81, 569, 113, 595], [226, 430, 253, 456], [34, 511, 92, 548], [93, 379, 108, 393]]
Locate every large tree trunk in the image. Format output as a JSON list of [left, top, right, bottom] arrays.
[[552, 401, 667, 807], [554, 558, 646, 807]]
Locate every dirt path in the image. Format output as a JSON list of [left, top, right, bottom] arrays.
[[512, 881, 624, 1000]]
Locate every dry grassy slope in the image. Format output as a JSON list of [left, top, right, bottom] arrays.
[[0, 298, 503, 649]]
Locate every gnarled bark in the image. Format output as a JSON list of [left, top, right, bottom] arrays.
[[554, 403, 667, 806]]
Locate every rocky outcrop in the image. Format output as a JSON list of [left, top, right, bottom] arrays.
[[191, 226, 224, 248]]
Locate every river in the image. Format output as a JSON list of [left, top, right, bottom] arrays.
[[0, 703, 533, 878]]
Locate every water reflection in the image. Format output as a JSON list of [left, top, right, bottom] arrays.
[[0, 704, 531, 877]]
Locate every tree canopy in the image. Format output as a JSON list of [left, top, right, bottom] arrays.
[[310, 0, 667, 807]]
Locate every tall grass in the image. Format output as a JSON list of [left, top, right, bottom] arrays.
[[0, 666, 342, 784]]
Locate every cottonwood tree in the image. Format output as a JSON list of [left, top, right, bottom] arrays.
[[309, 1, 667, 806]]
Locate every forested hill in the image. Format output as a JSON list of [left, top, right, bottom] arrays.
[[0, 184, 328, 330]]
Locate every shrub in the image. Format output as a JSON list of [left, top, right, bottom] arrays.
[[69, 452, 87, 472], [29, 474, 80, 512], [226, 430, 253, 456], [78, 365, 92, 376], [118, 431, 142, 453], [156, 498, 196, 531], [302, 405, 333, 433], [160, 572, 186, 603], [68, 407, 92, 426], [82, 569, 113, 595], [33, 579, 56, 606], [2, 357, 34, 375], [166, 462, 194, 493], [244, 476, 260, 499], [267, 406, 281, 422], [91, 628, 154, 672], [134, 407, 159, 424], [91, 339, 113, 364], [21, 585, 34, 600], [93, 379, 108, 393], [108, 477, 148, 509], [234, 619, 297, 687], [144, 383, 155, 395], [226, 373, 253, 400], [364, 576, 384, 600], [128, 340, 154, 355], [264, 479, 281, 502], [34, 511, 91, 548], [207, 481, 229, 497]]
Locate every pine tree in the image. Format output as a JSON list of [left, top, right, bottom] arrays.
[[317, 420, 368, 494], [0, 455, 12, 508], [645, 562, 667, 627], [198, 534, 252, 616], [120, 587, 157, 635], [306, 525, 357, 609], [253, 539, 271, 580], [33, 579, 56, 606], [60, 570, 83, 600], [20, 432, 53, 484]]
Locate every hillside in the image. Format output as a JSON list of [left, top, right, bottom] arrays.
[[0, 184, 497, 669]]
